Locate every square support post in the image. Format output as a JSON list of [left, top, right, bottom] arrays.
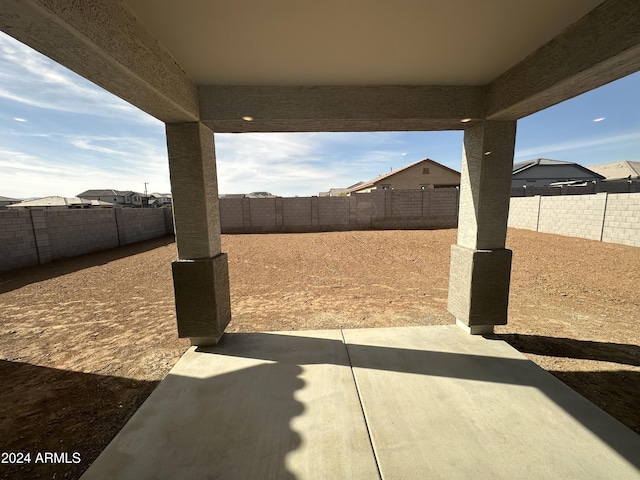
[[448, 120, 517, 334], [166, 122, 231, 346]]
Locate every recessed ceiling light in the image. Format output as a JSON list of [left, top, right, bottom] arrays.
[[593, 117, 605, 122], [460, 118, 472, 123], [242, 116, 253, 121]]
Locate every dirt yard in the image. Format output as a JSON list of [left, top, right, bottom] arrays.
[[0, 229, 638, 479]]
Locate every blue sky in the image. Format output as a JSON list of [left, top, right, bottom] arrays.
[[1, 31, 639, 199]]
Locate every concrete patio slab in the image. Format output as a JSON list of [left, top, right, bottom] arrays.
[[81, 330, 379, 480], [343, 325, 640, 479], [81, 325, 640, 479]]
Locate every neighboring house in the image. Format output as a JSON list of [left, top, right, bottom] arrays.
[[588, 161, 640, 181], [7, 196, 115, 209], [148, 192, 173, 207], [245, 192, 276, 198], [219, 194, 246, 199], [322, 182, 365, 197], [346, 158, 460, 194], [78, 189, 148, 207], [512, 159, 604, 187], [0, 196, 21, 208]]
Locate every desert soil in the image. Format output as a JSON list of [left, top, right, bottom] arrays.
[[0, 228, 638, 479]]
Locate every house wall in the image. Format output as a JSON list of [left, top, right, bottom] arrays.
[[508, 193, 640, 247], [373, 161, 460, 190], [512, 165, 601, 187], [0, 208, 174, 271], [220, 188, 459, 233]]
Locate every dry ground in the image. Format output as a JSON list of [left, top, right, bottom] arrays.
[[0, 229, 638, 479]]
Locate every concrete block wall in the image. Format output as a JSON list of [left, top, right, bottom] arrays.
[[282, 197, 312, 227], [508, 193, 640, 247], [0, 208, 175, 271], [249, 198, 278, 228], [46, 209, 119, 260], [116, 209, 167, 244], [163, 207, 175, 234], [219, 198, 244, 229], [0, 210, 39, 270], [424, 189, 459, 228], [507, 196, 540, 230], [388, 190, 423, 218], [537, 194, 608, 241], [602, 193, 640, 247], [318, 196, 350, 226], [219, 188, 460, 233], [354, 191, 385, 225]]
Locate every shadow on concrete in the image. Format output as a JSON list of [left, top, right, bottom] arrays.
[[0, 235, 175, 294], [0, 359, 159, 480], [83, 360, 305, 478], [499, 333, 640, 367], [204, 332, 640, 471]]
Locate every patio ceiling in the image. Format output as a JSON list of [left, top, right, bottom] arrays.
[[123, 0, 604, 87], [1, 1, 639, 130]]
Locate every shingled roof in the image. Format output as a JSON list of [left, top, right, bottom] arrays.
[[512, 158, 605, 179]]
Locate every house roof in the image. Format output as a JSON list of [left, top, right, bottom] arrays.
[[587, 161, 640, 180], [512, 158, 605, 179], [7, 196, 115, 208], [78, 189, 141, 197], [347, 158, 460, 193], [78, 189, 118, 197], [0, 196, 21, 202]]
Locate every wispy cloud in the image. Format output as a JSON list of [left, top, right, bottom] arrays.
[[515, 131, 640, 159], [0, 32, 159, 125], [0, 132, 171, 198], [214, 132, 414, 195]]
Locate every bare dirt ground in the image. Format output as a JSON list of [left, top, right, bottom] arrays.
[[0, 229, 638, 479]]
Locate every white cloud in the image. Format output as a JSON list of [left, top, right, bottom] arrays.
[[0, 133, 171, 198], [515, 132, 640, 159], [13, 117, 26, 122], [214, 132, 410, 196], [0, 32, 159, 125]]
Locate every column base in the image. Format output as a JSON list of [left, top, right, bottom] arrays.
[[448, 244, 512, 327], [172, 253, 231, 345], [456, 319, 494, 335], [189, 335, 223, 347]]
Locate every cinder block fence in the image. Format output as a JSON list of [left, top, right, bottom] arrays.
[[3, 190, 636, 271], [0, 208, 174, 271], [219, 188, 460, 233], [508, 192, 640, 247]]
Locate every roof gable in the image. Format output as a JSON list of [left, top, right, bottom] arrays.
[[512, 158, 605, 179], [349, 158, 460, 192]]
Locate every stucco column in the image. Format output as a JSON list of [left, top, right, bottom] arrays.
[[448, 120, 516, 334], [166, 122, 231, 346]]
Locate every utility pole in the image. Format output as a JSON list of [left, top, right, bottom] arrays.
[[144, 182, 148, 208]]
